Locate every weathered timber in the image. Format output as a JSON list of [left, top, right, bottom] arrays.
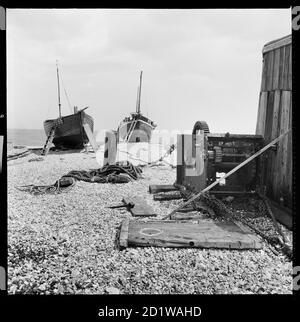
[[207, 133, 263, 141], [120, 219, 262, 249], [149, 184, 179, 194], [83, 123, 98, 152], [122, 196, 157, 217], [153, 193, 183, 201], [170, 212, 206, 220], [256, 35, 292, 209], [262, 34, 291, 54]]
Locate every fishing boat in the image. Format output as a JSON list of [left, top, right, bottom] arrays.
[[117, 71, 156, 143], [43, 62, 94, 149]]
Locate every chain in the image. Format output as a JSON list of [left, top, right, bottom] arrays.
[[148, 144, 177, 167], [175, 189, 292, 260]]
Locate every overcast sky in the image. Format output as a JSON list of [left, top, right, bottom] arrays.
[[7, 9, 291, 134]]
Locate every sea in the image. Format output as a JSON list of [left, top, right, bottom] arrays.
[[7, 129, 47, 147], [7, 129, 102, 147]]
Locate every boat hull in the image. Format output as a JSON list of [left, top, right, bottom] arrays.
[[118, 118, 155, 143], [44, 111, 94, 149]]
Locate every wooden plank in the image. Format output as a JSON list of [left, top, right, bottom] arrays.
[[119, 218, 129, 249], [170, 212, 206, 220], [282, 45, 291, 90], [266, 51, 274, 91], [122, 220, 262, 249], [268, 90, 281, 198], [272, 48, 280, 90], [83, 123, 98, 152], [261, 54, 268, 91], [264, 91, 274, 143], [277, 91, 291, 204], [279, 45, 286, 90], [149, 184, 179, 194], [271, 91, 281, 140], [255, 92, 268, 136], [122, 196, 157, 217], [207, 133, 263, 140], [262, 35, 291, 54], [288, 43, 292, 90], [263, 91, 275, 197], [154, 193, 182, 201]]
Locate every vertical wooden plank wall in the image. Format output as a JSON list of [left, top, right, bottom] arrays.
[[255, 35, 292, 208]]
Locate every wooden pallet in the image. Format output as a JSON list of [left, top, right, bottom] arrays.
[[119, 219, 262, 249]]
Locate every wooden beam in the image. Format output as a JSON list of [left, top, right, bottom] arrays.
[[149, 184, 179, 194], [207, 133, 263, 141], [262, 35, 291, 54], [153, 193, 183, 201], [83, 123, 98, 153]]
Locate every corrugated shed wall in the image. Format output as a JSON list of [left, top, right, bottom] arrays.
[[255, 35, 292, 208]]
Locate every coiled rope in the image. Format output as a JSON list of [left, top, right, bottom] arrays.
[[17, 161, 142, 195]]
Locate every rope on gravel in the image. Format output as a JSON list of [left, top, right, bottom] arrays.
[[16, 161, 143, 195], [8, 150, 30, 161]]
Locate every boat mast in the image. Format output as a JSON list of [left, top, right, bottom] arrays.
[[135, 86, 140, 112], [56, 60, 62, 118], [136, 70, 143, 114]]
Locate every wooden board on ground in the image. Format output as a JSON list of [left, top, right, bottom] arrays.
[[170, 212, 206, 220], [149, 184, 179, 194], [119, 219, 262, 249], [153, 193, 182, 201], [122, 196, 157, 217]]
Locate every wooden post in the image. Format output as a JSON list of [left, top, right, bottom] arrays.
[[83, 123, 98, 153]]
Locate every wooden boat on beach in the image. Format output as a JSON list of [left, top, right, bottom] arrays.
[[43, 62, 94, 149], [117, 71, 156, 143]]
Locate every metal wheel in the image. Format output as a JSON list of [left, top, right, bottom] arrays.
[[192, 121, 210, 135]]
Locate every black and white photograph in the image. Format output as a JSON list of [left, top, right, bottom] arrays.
[[4, 7, 295, 301]]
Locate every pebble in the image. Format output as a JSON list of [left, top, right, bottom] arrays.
[[7, 152, 293, 295]]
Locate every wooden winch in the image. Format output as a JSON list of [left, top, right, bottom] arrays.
[[176, 121, 264, 193]]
